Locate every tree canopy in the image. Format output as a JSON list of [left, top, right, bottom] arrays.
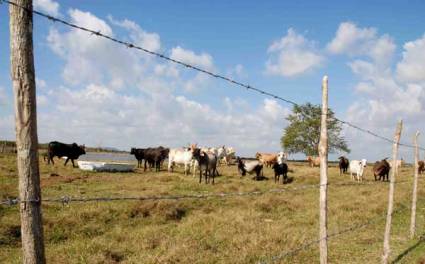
[[281, 103, 350, 156]]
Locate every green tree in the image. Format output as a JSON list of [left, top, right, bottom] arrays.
[[281, 103, 350, 156]]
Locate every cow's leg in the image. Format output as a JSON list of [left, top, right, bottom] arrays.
[[71, 159, 76, 168], [64, 157, 69, 166], [212, 169, 215, 185], [199, 168, 202, 184]]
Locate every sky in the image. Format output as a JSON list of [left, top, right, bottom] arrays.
[[1, 0, 425, 160]]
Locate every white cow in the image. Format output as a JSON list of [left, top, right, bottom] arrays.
[[349, 159, 367, 181], [168, 148, 194, 176], [221, 147, 236, 165], [277, 151, 288, 165]]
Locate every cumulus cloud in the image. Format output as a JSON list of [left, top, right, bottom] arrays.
[[327, 22, 395, 67], [8, 7, 291, 155], [35, 83, 289, 155], [265, 28, 323, 77], [34, 0, 60, 17], [396, 34, 425, 83], [170, 46, 215, 71], [334, 24, 425, 160]]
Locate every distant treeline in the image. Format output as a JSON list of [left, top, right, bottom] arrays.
[[0, 140, 126, 154]]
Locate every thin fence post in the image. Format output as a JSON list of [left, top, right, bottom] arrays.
[[319, 75, 329, 264], [10, 0, 46, 263], [382, 120, 403, 264], [410, 131, 420, 239]]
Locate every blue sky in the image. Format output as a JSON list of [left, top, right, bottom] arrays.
[[1, 0, 425, 160]]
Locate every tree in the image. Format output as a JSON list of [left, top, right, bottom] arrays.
[[281, 103, 350, 156]]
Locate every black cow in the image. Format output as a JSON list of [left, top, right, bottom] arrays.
[[273, 162, 288, 184], [130, 148, 145, 168], [144, 146, 169, 172], [338, 156, 349, 176], [131, 146, 169, 171], [192, 148, 218, 184], [47, 141, 85, 167], [373, 158, 390, 181]]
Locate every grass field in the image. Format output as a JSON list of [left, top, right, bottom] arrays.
[[1, 153, 425, 263]]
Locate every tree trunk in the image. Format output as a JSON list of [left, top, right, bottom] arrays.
[[319, 76, 329, 264], [9, 0, 46, 263], [382, 120, 403, 264], [410, 131, 420, 239]]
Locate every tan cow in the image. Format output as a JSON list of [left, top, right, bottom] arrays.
[[307, 156, 320, 167], [255, 152, 277, 167]]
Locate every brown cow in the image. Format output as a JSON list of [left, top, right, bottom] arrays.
[[255, 152, 277, 167], [307, 156, 320, 167], [418, 161, 425, 174]]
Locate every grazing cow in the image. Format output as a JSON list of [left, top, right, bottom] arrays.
[[418, 161, 425, 174], [168, 148, 193, 175], [373, 158, 390, 181], [349, 159, 367, 181], [338, 156, 349, 176], [130, 148, 145, 168], [255, 152, 277, 167], [192, 148, 218, 184], [143, 146, 169, 172], [47, 141, 85, 167], [273, 162, 288, 184], [236, 157, 263, 180], [307, 156, 320, 167]]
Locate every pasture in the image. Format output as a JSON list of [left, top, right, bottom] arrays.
[[1, 153, 425, 263]]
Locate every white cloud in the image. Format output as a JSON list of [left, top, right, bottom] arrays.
[[34, 0, 60, 17], [340, 30, 425, 161], [396, 34, 425, 83], [35, 83, 289, 155], [33, 8, 289, 155], [107, 16, 161, 52], [36, 78, 47, 89], [327, 22, 395, 66], [265, 28, 323, 77], [170, 46, 215, 71]]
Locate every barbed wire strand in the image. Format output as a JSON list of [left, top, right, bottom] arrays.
[[0, 178, 417, 207], [2, 0, 424, 150], [258, 204, 415, 264]]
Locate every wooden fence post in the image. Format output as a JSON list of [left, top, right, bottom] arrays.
[[319, 75, 329, 264], [9, 0, 46, 263], [382, 120, 403, 264], [409, 131, 420, 239]]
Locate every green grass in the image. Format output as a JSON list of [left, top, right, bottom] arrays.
[[1, 153, 425, 263]]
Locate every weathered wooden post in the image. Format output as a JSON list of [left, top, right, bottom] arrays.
[[382, 120, 403, 264], [319, 75, 328, 264], [9, 0, 46, 263], [410, 131, 420, 239]]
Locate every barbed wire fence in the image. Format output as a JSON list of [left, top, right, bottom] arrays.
[[1, 0, 424, 263]]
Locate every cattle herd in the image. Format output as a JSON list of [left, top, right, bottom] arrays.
[[44, 141, 424, 185]]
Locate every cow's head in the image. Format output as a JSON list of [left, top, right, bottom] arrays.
[[361, 159, 367, 167], [130, 148, 136, 154]]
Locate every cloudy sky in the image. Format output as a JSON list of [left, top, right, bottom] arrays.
[[1, 0, 425, 160]]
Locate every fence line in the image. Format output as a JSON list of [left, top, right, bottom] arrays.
[[0, 178, 418, 207], [1, 0, 424, 151], [259, 203, 420, 264]]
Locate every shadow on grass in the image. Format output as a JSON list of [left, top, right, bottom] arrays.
[[392, 234, 425, 263]]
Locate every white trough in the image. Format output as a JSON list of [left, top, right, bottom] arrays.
[[77, 160, 135, 172]]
